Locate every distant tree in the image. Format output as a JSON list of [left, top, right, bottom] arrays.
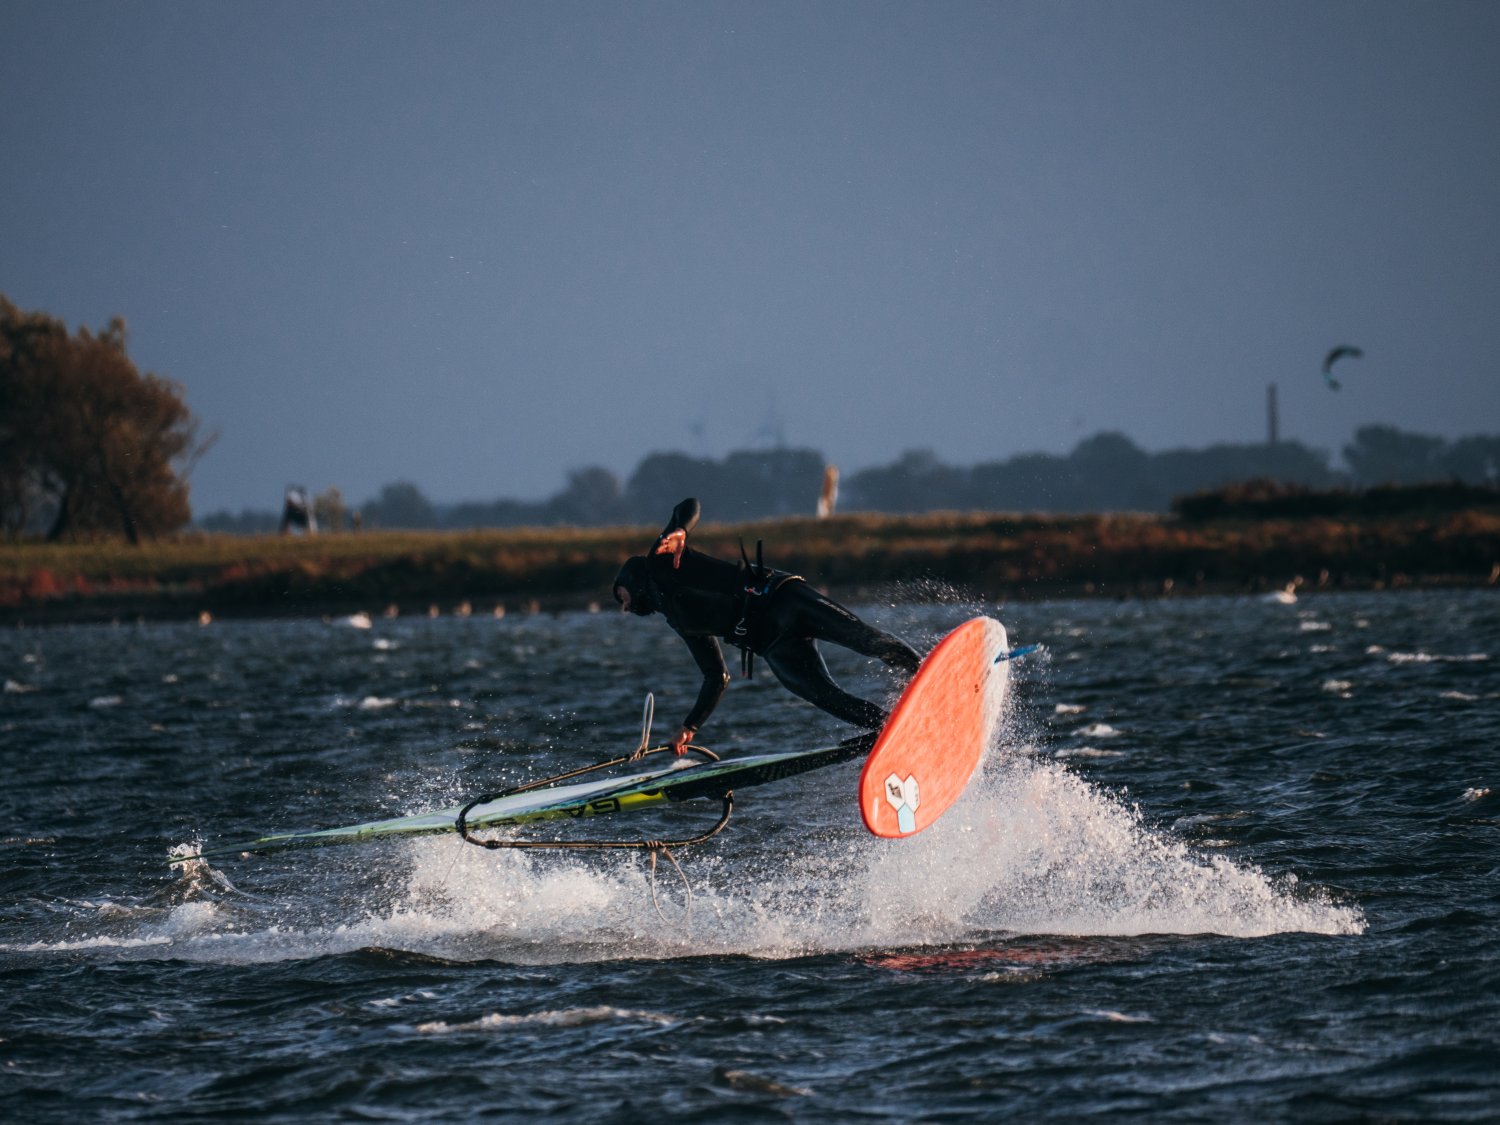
[[1154, 440, 1337, 500], [623, 447, 830, 521], [0, 295, 205, 542], [0, 302, 54, 534], [361, 481, 437, 528], [1438, 435, 1500, 486], [549, 466, 625, 525], [844, 449, 968, 513], [442, 497, 544, 528], [1343, 425, 1448, 485], [197, 507, 279, 534], [717, 448, 828, 517], [1067, 432, 1154, 510], [968, 452, 1067, 512], [625, 452, 720, 521]]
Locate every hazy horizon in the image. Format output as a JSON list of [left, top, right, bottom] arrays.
[[5, 1, 1497, 511]]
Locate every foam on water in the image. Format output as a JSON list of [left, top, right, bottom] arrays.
[[414, 1007, 681, 1034], [1074, 722, 1123, 738], [8, 657, 1364, 965], [1385, 650, 1489, 664]]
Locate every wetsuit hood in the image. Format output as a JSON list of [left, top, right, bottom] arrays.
[[613, 556, 661, 616]]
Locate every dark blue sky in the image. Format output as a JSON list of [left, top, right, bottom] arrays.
[[4, 1, 1497, 515]]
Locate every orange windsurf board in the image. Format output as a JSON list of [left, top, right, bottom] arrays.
[[858, 616, 1010, 838]]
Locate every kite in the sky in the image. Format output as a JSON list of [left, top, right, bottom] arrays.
[[1321, 345, 1362, 390]]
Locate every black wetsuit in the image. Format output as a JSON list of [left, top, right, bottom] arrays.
[[614, 498, 921, 737]]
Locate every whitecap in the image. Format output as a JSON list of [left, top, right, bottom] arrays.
[[368, 990, 439, 1009], [1172, 812, 1250, 830], [1054, 703, 1086, 716], [1, 899, 226, 955], [415, 1006, 680, 1034], [1462, 788, 1491, 802], [1075, 722, 1121, 739], [89, 695, 123, 708], [1321, 680, 1353, 696], [91, 900, 172, 921], [338, 612, 373, 630], [0, 932, 178, 954], [331, 694, 396, 711], [5, 680, 37, 693], [1387, 651, 1489, 665]]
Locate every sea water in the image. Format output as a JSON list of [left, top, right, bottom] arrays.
[[1, 590, 1496, 1120]]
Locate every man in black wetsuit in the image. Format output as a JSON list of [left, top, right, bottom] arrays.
[[613, 498, 922, 753]]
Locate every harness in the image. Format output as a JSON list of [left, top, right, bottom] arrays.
[[731, 538, 800, 678]]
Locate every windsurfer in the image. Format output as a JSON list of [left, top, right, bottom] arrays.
[[613, 498, 921, 753]]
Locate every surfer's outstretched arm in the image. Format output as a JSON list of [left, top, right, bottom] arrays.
[[671, 633, 730, 752]]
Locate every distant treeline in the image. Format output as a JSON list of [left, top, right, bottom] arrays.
[[197, 424, 1500, 533]]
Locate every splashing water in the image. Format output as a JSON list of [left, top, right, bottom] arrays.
[[4, 605, 1366, 967], [866, 753, 1363, 940], [112, 720, 1361, 966]]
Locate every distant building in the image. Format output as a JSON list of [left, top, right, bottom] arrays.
[[279, 486, 317, 535]]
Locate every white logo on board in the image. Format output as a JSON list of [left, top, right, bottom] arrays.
[[884, 773, 920, 834]]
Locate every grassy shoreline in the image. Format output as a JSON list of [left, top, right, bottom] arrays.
[[3, 506, 1498, 625]]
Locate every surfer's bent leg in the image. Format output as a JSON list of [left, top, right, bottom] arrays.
[[761, 636, 888, 729], [779, 585, 921, 675]]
